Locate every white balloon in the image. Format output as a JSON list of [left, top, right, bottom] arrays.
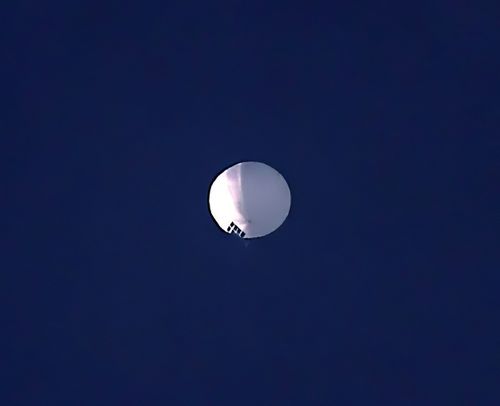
[[208, 161, 291, 239]]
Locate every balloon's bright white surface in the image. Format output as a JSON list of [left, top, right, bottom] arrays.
[[209, 162, 291, 239]]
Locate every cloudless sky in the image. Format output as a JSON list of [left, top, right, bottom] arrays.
[[2, 1, 499, 405]]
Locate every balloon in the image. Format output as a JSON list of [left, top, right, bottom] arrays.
[[208, 161, 291, 239]]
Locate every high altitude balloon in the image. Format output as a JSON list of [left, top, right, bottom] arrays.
[[208, 161, 291, 239]]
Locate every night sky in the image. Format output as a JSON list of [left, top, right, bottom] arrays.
[[3, 1, 499, 404]]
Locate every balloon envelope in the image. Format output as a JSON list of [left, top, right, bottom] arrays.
[[208, 161, 291, 239]]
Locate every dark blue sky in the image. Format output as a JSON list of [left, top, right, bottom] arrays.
[[3, 1, 499, 404]]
